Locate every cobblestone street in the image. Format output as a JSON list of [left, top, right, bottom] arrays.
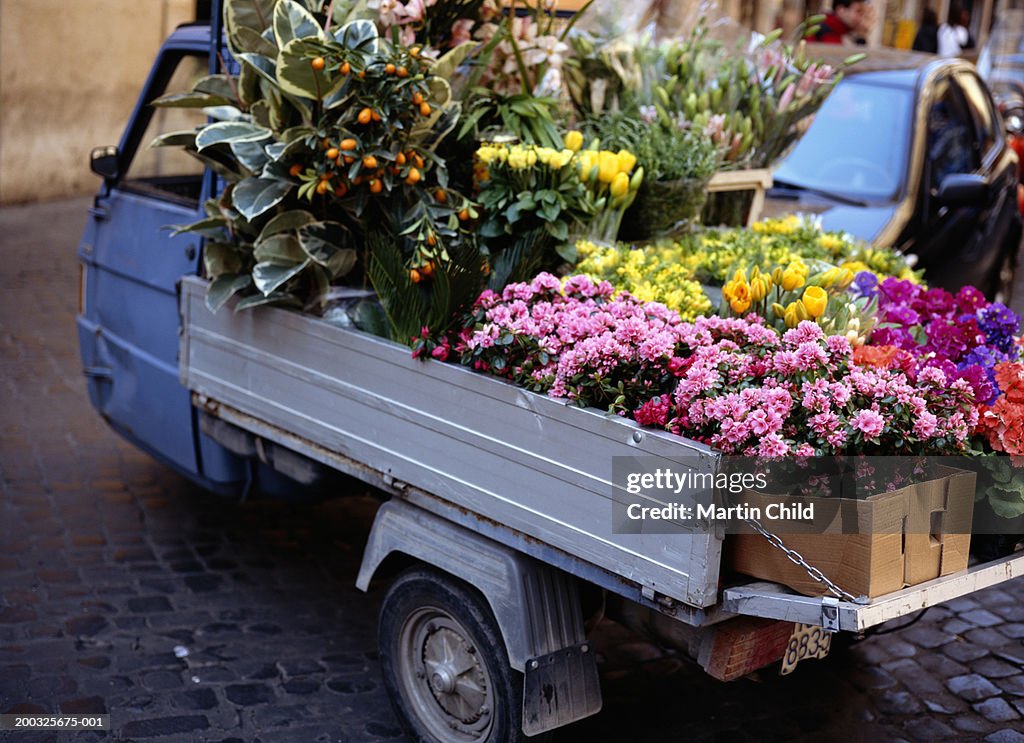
[[2, 198, 1024, 742]]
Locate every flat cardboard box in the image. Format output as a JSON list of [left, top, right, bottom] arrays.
[[725, 465, 976, 598]]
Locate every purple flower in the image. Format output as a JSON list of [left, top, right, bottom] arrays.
[[955, 364, 997, 405], [871, 326, 917, 351], [851, 270, 879, 299], [883, 305, 921, 327], [879, 277, 922, 305], [956, 285, 988, 314], [913, 287, 956, 320], [923, 317, 981, 362], [978, 302, 1022, 356]]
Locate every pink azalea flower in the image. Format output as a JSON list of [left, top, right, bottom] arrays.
[[852, 410, 885, 438]]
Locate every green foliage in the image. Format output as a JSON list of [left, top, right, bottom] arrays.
[[155, 0, 479, 318], [458, 92, 564, 150], [486, 230, 548, 292], [366, 231, 485, 344], [586, 110, 718, 184]]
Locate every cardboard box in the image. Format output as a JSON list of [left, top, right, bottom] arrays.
[[725, 465, 976, 598]]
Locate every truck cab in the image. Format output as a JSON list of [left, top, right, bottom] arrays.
[[78, 23, 246, 495]]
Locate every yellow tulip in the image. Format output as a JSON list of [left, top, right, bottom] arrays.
[[730, 297, 752, 314], [578, 152, 597, 182], [564, 130, 584, 152], [598, 151, 619, 184], [784, 304, 800, 328], [802, 286, 828, 319], [750, 277, 768, 302], [781, 267, 805, 291], [610, 171, 630, 199], [730, 280, 751, 304], [795, 300, 810, 322], [616, 150, 637, 174], [771, 302, 787, 318]]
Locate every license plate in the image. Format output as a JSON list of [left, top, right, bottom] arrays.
[[780, 622, 832, 675]]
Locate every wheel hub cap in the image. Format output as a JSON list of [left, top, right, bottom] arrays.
[[430, 665, 457, 694], [422, 625, 488, 724]]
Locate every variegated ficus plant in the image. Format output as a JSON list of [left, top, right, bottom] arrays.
[[155, 0, 479, 320]]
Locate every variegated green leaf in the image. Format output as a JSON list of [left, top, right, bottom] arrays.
[[257, 210, 317, 243], [149, 130, 197, 149], [254, 233, 305, 264], [253, 259, 310, 294], [225, 0, 276, 54], [333, 19, 378, 52], [235, 290, 303, 311], [169, 216, 226, 238], [152, 92, 232, 108], [194, 74, 238, 100], [204, 241, 246, 277], [238, 52, 278, 87], [297, 221, 356, 276], [230, 138, 272, 172], [232, 176, 293, 220], [264, 141, 288, 160], [235, 25, 280, 56], [277, 38, 344, 100], [206, 273, 254, 312], [273, 0, 325, 46], [196, 121, 272, 150]]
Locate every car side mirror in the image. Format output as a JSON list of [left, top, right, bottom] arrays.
[[1004, 106, 1024, 136], [936, 173, 988, 207], [90, 145, 120, 181]]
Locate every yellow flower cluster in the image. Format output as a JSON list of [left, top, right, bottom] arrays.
[[663, 217, 921, 286], [751, 214, 802, 236], [576, 240, 713, 321], [475, 143, 575, 171], [724, 262, 867, 335], [723, 263, 811, 316]]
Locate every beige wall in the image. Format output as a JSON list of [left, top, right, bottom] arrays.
[[0, 0, 195, 204]]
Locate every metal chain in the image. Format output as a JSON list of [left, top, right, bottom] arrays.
[[743, 517, 861, 603]]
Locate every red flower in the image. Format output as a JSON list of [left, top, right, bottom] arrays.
[[634, 396, 670, 427]]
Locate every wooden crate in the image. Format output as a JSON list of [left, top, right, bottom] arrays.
[[706, 169, 774, 227]]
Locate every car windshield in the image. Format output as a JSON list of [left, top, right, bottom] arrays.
[[773, 79, 914, 203]]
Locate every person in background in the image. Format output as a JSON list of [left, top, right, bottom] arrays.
[[938, 3, 970, 56], [912, 7, 939, 53], [959, 7, 976, 51], [808, 0, 873, 45]]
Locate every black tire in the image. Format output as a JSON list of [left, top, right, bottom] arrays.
[[378, 567, 533, 743]]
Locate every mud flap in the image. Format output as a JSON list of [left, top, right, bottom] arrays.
[[522, 642, 602, 737]]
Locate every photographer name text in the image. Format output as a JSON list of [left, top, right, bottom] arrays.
[[625, 502, 815, 522]]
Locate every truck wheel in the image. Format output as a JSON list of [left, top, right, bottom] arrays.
[[379, 567, 532, 743]]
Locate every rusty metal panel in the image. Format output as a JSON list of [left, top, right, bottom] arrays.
[[178, 277, 723, 608]]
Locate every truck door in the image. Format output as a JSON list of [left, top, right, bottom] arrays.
[[77, 48, 210, 478]]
